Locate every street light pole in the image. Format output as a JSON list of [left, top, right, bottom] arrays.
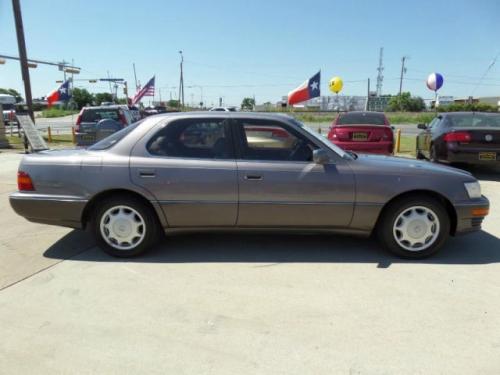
[[12, 0, 34, 121], [178, 51, 184, 109]]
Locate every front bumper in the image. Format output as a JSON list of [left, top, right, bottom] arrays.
[[9, 192, 87, 229], [453, 195, 490, 235]]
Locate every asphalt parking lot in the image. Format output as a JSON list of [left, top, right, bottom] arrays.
[[1, 150, 500, 374]]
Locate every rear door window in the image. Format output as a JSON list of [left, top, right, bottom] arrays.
[[147, 118, 234, 159]]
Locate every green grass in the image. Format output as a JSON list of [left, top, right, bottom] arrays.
[[397, 135, 416, 156], [40, 108, 79, 118], [6, 133, 74, 149], [289, 111, 437, 124]]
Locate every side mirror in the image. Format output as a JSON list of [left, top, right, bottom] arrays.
[[417, 123, 427, 130], [313, 149, 329, 164]]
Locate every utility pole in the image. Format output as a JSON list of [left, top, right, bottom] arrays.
[[399, 56, 408, 96], [12, 0, 34, 121], [133, 63, 139, 92], [365, 78, 370, 111], [178, 51, 184, 109], [376, 47, 384, 96]]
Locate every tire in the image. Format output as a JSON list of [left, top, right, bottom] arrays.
[[416, 150, 425, 160], [91, 195, 160, 257], [430, 144, 438, 163], [377, 195, 450, 259]]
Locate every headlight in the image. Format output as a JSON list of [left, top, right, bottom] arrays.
[[464, 181, 481, 199]]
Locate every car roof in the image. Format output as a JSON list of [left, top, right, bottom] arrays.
[[339, 111, 385, 115], [83, 105, 126, 110], [145, 111, 296, 122], [441, 112, 499, 117]]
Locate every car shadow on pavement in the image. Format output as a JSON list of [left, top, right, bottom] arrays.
[[459, 165, 500, 182], [44, 229, 500, 268]]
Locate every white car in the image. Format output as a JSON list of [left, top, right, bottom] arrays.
[[209, 106, 237, 112]]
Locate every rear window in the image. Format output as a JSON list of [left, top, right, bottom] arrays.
[[2, 104, 15, 111], [448, 113, 500, 128], [337, 112, 386, 125], [88, 120, 142, 150], [82, 108, 120, 122]]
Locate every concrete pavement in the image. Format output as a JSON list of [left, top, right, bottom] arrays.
[[0, 151, 499, 374]]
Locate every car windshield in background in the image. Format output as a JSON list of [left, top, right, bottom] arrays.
[[82, 109, 120, 123], [448, 113, 500, 128], [337, 113, 386, 125], [88, 121, 142, 150]]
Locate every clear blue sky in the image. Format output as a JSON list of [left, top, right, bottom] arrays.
[[1, 0, 499, 106]]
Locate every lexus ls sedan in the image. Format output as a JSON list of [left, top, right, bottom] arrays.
[[10, 113, 489, 259]]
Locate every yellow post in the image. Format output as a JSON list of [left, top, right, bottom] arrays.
[[71, 127, 76, 144], [47, 126, 52, 143], [395, 128, 402, 153]]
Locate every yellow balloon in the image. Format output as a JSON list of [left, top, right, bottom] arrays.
[[329, 76, 343, 94]]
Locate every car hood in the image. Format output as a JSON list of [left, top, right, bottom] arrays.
[[351, 153, 474, 179]]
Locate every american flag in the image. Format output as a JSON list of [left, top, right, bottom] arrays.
[[132, 76, 155, 105]]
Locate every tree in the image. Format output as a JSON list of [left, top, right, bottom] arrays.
[[241, 97, 255, 110], [0, 88, 23, 103], [167, 99, 180, 108], [72, 88, 94, 109], [94, 92, 114, 105], [387, 92, 425, 112]]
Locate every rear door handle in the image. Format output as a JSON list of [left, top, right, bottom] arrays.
[[139, 169, 156, 178], [244, 175, 263, 181]]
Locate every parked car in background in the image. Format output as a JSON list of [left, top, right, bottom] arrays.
[[327, 111, 394, 155], [125, 105, 141, 122], [416, 112, 500, 165], [209, 106, 237, 112], [10, 113, 489, 260], [0, 94, 17, 126], [75, 105, 134, 146]]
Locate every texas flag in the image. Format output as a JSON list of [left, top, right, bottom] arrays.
[[46, 79, 72, 107], [287, 71, 321, 106]]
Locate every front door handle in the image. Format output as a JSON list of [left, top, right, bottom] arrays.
[[244, 175, 263, 181], [139, 169, 156, 178]]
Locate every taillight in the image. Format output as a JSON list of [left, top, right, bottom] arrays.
[[17, 171, 35, 191], [118, 110, 127, 126], [75, 110, 83, 132], [383, 128, 394, 140], [328, 127, 349, 141], [443, 131, 471, 143]]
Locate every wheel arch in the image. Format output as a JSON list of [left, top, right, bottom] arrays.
[[375, 189, 457, 235], [81, 189, 167, 229]]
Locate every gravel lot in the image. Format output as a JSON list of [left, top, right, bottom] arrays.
[[0, 150, 499, 374]]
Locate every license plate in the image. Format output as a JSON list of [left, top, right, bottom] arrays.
[[352, 132, 368, 141], [479, 152, 497, 161]]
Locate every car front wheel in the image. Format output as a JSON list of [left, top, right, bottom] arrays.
[[91, 195, 159, 257], [377, 195, 450, 259]]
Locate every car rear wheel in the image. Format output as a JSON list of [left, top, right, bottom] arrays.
[[91, 196, 160, 257], [430, 145, 438, 163], [377, 195, 450, 259]]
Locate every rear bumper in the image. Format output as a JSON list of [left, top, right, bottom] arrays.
[[453, 196, 490, 235], [9, 192, 87, 229], [444, 145, 500, 165], [330, 140, 393, 154]]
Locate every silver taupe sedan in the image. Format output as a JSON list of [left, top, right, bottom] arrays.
[[10, 113, 489, 259]]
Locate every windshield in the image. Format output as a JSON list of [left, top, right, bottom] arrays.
[[291, 118, 348, 158], [88, 121, 143, 150], [337, 112, 387, 125], [448, 113, 500, 128]]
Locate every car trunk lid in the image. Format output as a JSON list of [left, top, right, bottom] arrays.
[[330, 125, 392, 142]]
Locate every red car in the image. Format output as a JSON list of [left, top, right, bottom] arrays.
[[327, 111, 394, 155]]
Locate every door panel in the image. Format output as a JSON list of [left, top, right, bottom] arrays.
[[237, 160, 355, 227], [233, 119, 355, 227], [130, 118, 238, 227]]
